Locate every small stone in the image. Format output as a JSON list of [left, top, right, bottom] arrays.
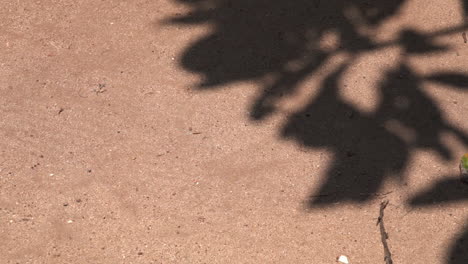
[[67, 220, 73, 223], [337, 255, 349, 264]]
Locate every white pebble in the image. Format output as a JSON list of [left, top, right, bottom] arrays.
[[337, 255, 349, 264]]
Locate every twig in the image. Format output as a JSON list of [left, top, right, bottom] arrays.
[[377, 200, 393, 264]]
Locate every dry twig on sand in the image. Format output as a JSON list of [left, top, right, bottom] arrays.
[[377, 200, 393, 264]]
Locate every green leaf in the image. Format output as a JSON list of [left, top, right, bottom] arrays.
[[462, 155, 468, 169]]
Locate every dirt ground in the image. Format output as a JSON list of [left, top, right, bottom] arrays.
[[1, 0, 468, 263]]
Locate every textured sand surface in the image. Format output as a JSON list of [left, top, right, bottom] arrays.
[[1, 0, 468, 263]]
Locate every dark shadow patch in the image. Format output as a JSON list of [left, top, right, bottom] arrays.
[[409, 176, 468, 263], [449, 224, 468, 264], [409, 176, 468, 205]]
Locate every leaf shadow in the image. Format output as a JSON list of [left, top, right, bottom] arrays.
[[164, 0, 468, 262]]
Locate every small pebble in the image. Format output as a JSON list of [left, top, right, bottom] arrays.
[[337, 255, 349, 264]]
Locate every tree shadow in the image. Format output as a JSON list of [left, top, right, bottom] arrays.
[[167, 0, 405, 89], [165, 0, 468, 262], [286, 61, 468, 206]]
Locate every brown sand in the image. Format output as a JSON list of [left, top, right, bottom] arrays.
[[1, 0, 468, 263]]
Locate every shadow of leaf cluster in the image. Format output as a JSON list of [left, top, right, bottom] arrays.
[[165, 0, 468, 262]]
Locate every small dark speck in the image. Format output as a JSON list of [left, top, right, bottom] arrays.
[[76, 199, 82, 203], [138, 252, 143, 256], [87, 169, 92, 173], [63, 203, 69, 207], [305, 114, 311, 117], [58, 108, 64, 114]]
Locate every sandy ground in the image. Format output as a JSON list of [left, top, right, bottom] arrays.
[[1, 0, 468, 263]]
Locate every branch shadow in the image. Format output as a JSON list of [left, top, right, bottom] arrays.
[[164, 0, 468, 262]]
